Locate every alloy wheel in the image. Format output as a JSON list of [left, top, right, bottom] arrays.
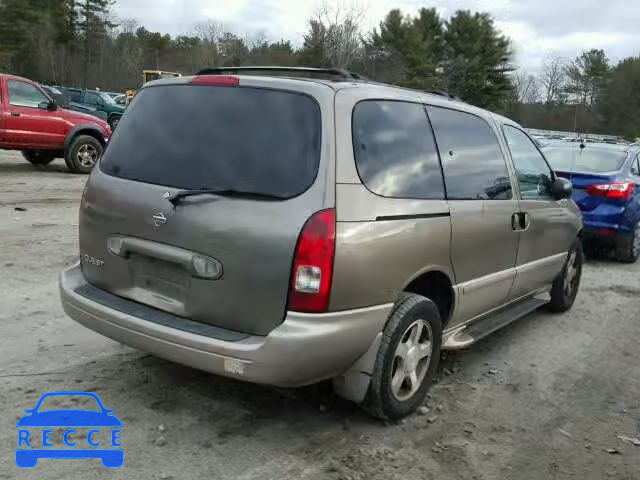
[[390, 319, 433, 402], [76, 144, 98, 168], [563, 250, 579, 296]]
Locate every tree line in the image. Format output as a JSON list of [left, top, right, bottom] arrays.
[[1, 0, 638, 140], [510, 51, 640, 140]]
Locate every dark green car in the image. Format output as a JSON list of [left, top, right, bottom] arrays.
[[63, 88, 126, 130]]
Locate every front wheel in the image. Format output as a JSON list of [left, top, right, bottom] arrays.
[[547, 238, 583, 312], [22, 150, 56, 165], [65, 135, 103, 174], [363, 293, 442, 420]]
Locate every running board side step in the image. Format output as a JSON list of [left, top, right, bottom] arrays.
[[443, 293, 550, 350]]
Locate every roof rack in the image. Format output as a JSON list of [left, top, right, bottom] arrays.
[[196, 66, 364, 81], [424, 90, 461, 101]]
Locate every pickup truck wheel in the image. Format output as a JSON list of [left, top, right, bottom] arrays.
[[108, 115, 121, 130], [546, 238, 583, 312], [65, 135, 103, 174], [22, 150, 56, 165], [363, 293, 442, 420]]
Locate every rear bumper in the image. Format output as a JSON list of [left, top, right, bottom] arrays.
[[60, 263, 392, 387], [582, 218, 629, 233], [581, 207, 634, 234], [582, 216, 632, 241]]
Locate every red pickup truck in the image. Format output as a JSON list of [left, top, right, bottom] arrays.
[[0, 74, 111, 173]]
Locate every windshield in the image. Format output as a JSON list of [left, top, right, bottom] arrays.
[[44, 86, 62, 95], [98, 92, 116, 105], [542, 147, 628, 173], [100, 85, 321, 198]]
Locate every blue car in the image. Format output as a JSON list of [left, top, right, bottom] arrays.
[[16, 391, 123, 468], [542, 142, 640, 262]]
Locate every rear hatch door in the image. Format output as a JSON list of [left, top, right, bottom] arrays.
[[556, 170, 619, 211], [544, 145, 629, 212], [80, 78, 332, 336]]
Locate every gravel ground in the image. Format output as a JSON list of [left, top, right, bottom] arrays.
[[1, 152, 639, 480]]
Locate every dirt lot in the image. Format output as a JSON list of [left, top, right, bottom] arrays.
[[1, 151, 639, 480]]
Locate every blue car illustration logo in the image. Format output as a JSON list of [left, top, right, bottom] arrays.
[[16, 391, 123, 468]]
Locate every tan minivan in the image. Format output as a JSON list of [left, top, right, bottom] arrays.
[[60, 67, 583, 419]]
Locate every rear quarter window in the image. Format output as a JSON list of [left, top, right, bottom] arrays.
[[100, 85, 322, 199], [352, 100, 445, 199]]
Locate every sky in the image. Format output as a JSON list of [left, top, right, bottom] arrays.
[[115, 0, 640, 71]]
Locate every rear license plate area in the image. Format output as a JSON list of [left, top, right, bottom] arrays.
[[130, 254, 190, 301]]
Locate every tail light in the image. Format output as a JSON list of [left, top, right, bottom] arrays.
[[288, 209, 336, 313], [585, 181, 635, 200]]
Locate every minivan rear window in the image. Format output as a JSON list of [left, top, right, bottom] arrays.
[[100, 85, 321, 199]]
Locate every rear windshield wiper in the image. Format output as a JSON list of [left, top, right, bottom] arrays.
[[166, 188, 285, 206]]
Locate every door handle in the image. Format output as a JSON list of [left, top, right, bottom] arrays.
[[10, 112, 20, 117], [511, 212, 531, 231], [511, 213, 521, 231]]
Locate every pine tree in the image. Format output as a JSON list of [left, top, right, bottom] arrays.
[[299, 20, 329, 67], [566, 49, 610, 108], [598, 56, 640, 140], [0, 0, 39, 58], [74, 0, 115, 86], [370, 8, 445, 89], [442, 10, 513, 109]]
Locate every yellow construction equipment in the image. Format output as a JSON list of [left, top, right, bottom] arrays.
[[126, 70, 181, 104]]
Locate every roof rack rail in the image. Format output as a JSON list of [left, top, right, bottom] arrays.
[[424, 90, 461, 101], [196, 66, 364, 81]]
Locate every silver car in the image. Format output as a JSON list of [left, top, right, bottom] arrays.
[[60, 67, 582, 419]]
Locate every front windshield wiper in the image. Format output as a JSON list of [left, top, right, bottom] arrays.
[[166, 188, 285, 207]]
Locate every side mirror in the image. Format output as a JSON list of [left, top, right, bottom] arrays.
[[552, 177, 573, 200], [38, 100, 57, 111]]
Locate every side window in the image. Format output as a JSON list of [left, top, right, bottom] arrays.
[[427, 106, 512, 200], [67, 90, 82, 102], [7, 80, 49, 108], [352, 100, 445, 199], [84, 92, 99, 106], [503, 125, 553, 199], [631, 155, 640, 176]]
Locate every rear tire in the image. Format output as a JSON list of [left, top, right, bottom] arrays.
[[65, 135, 103, 174], [22, 150, 56, 165], [616, 222, 640, 263], [547, 238, 583, 313], [363, 293, 442, 420]]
